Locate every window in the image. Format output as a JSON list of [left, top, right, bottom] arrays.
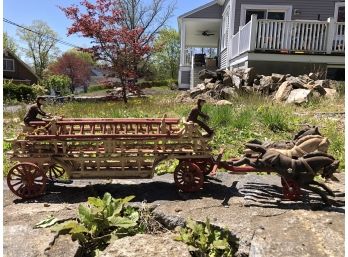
[[241, 5, 292, 26], [335, 2, 345, 22], [4, 58, 15, 71]]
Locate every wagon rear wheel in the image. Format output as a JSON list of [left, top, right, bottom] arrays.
[[47, 163, 66, 180], [193, 158, 214, 176], [174, 160, 204, 192], [281, 177, 302, 200], [7, 162, 47, 199]]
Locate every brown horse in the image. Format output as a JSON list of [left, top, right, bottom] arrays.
[[234, 143, 340, 205]]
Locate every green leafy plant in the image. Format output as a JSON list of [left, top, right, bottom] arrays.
[[257, 105, 292, 132], [42, 74, 71, 95], [175, 218, 235, 257], [51, 193, 139, 256]]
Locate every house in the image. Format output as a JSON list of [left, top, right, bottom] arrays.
[[178, 0, 345, 89], [3, 49, 39, 85]]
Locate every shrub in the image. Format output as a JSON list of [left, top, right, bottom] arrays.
[[87, 84, 104, 92], [42, 75, 71, 95], [3, 80, 35, 101], [32, 83, 48, 96], [257, 105, 292, 132]]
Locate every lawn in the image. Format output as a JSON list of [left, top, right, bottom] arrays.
[[3, 88, 345, 175]]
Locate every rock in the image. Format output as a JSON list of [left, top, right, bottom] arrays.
[[324, 88, 338, 99], [204, 78, 213, 84], [286, 76, 306, 88], [216, 100, 233, 106], [198, 69, 217, 81], [100, 234, 191, 257], [45, 234, 79, 257], [189, 84, 207, 98], [313, 84, 326, 96], [206, 83, 215, 90], [232, 75, 242, 89], [216, 68, 227, 80], [220, 87, 238, 99], [223, 75, 233, 87], [271, 73, 286, 83], [243, 67, 256, 86], [259, 76, 274, 93], [308, 72, 318, 80], [274, 81, 293, 101], [254, 78, 260, 85], [286, 89, 313, 104], [315, 80, 330, 88], [214, 81, 224, 91]]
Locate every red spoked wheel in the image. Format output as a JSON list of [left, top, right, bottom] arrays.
[[281, 177, 302, 201], [174, 160, 204, 192], [46, 163, 65, 180], [192, 158, 215, 176], [7, 162, 47, 199]]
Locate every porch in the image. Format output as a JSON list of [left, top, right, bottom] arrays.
[[225, 15, 345, 69]]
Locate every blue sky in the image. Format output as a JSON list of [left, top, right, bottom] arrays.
[[4, 0, 211, 55]]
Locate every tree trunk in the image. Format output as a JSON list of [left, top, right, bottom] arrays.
[[121, 80, 128, 103]]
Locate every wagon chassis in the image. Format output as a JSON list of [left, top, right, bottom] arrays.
[[6, 117, 301, 200]]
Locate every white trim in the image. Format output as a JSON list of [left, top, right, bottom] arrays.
[[334, 2, 345, 21], [221, 4, 230, 50], [181, 18, 222, 22], [3, 58, 15, 72], [229, 52, 345, 67], [240, 4, 292, 26]]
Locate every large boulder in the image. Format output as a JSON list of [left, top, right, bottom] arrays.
[[100, 234, 191, 257], [189, 83, 207, 98], [222, 75, 233, 87], [308, 72, 318, 80], [274, 81, 293, 101], [232, 75, 242, 89], [243, 67, 257, 86], [286, 76, 306, 88], [271, 73, 286, 84], [315, 80, 330, 88], [198, 69, 217, 81], [206, 83, 215, 90], [216, 100, 233, 106], [324, 88, 338, 99], [286, 89, 313, 104], [220, 87, 238, 99]]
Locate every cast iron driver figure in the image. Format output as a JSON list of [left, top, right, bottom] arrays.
[[24, 96, 51, 125], [187, 99, 214, 137]]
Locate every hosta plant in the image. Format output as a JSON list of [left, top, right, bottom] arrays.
[[51, 193, 139, 256]]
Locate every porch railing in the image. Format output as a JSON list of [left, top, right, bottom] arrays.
[[229, 15, 345, 62], [183, 48, 192, 66]]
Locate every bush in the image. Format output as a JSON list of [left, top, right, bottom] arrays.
[[87, 84, 104, 92], [32, 83, 48, 96], [42, 75, 71, 95], [3, 80, 35, 101]]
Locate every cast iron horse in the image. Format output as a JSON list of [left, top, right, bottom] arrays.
[[233, 143, 340, 205]]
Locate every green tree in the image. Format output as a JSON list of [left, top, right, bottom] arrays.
[[3, 32, 18, 54], [68, 48, 95, 66], [17, 20, 60, 79], [152, 28, 180, 80]]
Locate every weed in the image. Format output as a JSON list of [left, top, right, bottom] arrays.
[[175, 218, 236, 257]]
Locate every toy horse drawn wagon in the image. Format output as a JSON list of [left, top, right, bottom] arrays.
[[6, 117, 339, 204], [6, 116, 215, 199]]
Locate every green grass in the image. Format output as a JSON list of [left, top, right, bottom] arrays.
[[3, 90, 345, 175]]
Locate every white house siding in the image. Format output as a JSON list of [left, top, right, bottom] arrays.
[[233, 0, 342, 34]]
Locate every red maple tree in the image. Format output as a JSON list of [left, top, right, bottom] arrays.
[[60, 0, 153, 102], [49, 51, 92, 93]]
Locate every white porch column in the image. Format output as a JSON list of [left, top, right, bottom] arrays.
[[326, 17, 335, 54], [249, 14, 258, 51], [180, 20, 187, 66]]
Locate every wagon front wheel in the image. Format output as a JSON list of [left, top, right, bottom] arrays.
[[7, 162, 47, 199], [174, 160, 204, 192], [47, 163, 66, 180]]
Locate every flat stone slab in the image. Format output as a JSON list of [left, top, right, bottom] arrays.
[[3, 172, 345, 257]]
